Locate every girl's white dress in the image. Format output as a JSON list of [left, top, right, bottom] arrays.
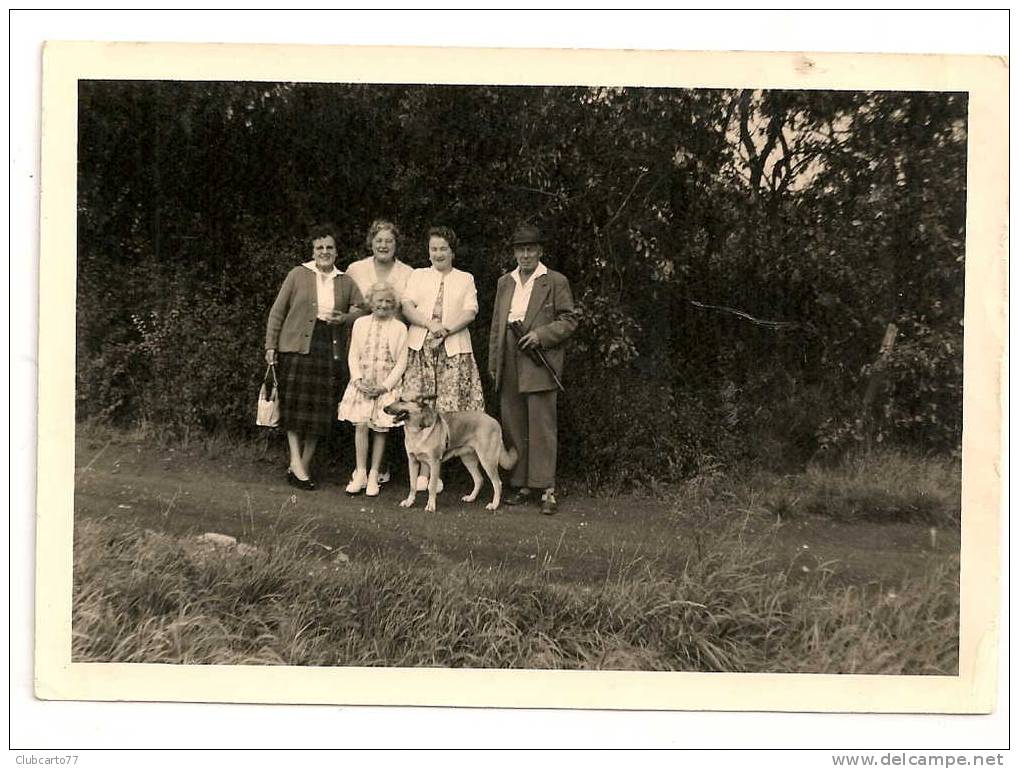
[[337, 315, 408, 431]]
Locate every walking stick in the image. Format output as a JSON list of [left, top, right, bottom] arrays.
[[509, 320, 566, 393]]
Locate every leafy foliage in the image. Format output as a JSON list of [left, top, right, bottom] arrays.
[[76, 82, 967, 483]]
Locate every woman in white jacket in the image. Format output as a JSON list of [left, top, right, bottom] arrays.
[[401, 227, 486, 415]]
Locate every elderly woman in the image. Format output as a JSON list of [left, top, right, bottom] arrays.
[[402, 226, 486, 490], [346, 219, 415, 305], [265, 223, 365, 490]]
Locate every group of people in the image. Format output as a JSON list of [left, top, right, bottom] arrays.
[[264, 219, 578, 515]]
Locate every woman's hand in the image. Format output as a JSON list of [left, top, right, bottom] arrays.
[[327, 309, 347, 326], [265, 349, 277, 365], [427, 319, 446, 337]]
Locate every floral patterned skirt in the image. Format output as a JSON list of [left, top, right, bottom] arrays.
[[403, 345, 485, 412]]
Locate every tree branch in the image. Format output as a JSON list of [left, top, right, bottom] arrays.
[[604, 168, 649, 229]]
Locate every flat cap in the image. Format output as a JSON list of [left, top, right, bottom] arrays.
[[510, 223, 546, 245]]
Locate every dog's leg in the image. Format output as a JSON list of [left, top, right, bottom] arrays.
[[477, 448, 503, 511], [425, 458, 440, 512], [460, 451, 484, 503], [400, 454, 418, 508]]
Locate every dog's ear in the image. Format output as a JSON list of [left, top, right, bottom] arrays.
[[416, 394, 437, 426]]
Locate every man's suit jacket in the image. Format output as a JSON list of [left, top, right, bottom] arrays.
[[488, 267, 579, 393]]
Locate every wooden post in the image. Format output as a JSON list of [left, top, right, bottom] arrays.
[[859, 322, 899, 442]]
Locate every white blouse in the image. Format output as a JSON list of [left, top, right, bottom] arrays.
[[346, 257, 415, 304], [302, 261, 342, 321]]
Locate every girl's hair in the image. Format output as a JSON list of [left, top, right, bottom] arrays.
[[427, 225, 458, 252], [308, 222, 339, 245], [367, 282, 398, 306], [366, 219, 401, 251]]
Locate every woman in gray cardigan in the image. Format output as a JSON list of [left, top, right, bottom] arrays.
[[265, 224, 365, 490]]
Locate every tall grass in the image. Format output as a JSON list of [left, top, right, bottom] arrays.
[[73, 515, 958, 674], [753, 450, 961, 527]]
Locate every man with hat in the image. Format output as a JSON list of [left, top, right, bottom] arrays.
[[488, 223, 579, 515]]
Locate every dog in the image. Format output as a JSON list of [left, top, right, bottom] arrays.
[[383, 396, 517, 512]]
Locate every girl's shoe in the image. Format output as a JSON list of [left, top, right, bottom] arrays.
[[415, 475, 443, 493], [345, 470, 367, 495], [366, 471, 380, 497]]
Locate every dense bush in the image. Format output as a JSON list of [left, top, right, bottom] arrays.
[[76, 83, 966, 485]]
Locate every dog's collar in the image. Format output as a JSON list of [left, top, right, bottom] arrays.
[[406, 413, 445, 448]]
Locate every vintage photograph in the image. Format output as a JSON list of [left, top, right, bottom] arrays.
[[71, 77, 965, 672], [33, 40, 1005, 713]]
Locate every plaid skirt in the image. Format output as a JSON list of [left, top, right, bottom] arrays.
[[278, 320, 342, 437]]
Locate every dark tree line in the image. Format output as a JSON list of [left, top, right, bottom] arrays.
[[76, 81, 966, 486]]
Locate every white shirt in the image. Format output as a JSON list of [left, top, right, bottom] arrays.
[[303, 261, 342, 321], [346, 257, 414, 303], [508, 262, 548, 322]]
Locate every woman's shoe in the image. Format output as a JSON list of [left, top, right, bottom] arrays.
[[287, 470, 315, 491], [365, 471, 380, 497], [346, 470, 367, 495]]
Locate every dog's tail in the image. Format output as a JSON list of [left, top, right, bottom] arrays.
[[500, 445, 518, 470]]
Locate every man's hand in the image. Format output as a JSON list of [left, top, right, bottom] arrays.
[[265, 349, 276, 365], [517, 331, 542, 351]]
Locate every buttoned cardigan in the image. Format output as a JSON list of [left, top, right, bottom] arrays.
[[403, 267, 479, 356], [265, 265, 365, 360]]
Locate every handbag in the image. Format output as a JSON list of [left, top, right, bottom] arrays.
[[256, 364, 280, 427]]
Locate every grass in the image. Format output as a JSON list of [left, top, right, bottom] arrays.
[[73, 511, 959, 673], [750, 450, 961, 527]]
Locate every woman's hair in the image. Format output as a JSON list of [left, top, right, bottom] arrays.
[[367, 282, 398, 305], [366, 219, 401, 251], [427, 226, 458, 252], [308, 222, 339, 246]]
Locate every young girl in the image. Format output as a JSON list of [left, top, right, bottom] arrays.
[[338, 283, 409, 496]]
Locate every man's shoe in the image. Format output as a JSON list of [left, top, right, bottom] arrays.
[[540, 491, 558, 515], [504, 489, 533, 506]]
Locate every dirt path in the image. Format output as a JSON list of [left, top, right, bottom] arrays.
[[73, 429, 957, 587]]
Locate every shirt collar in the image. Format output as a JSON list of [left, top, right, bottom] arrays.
[[303, 260, 342, 278], [511, 261, 547, 287]]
